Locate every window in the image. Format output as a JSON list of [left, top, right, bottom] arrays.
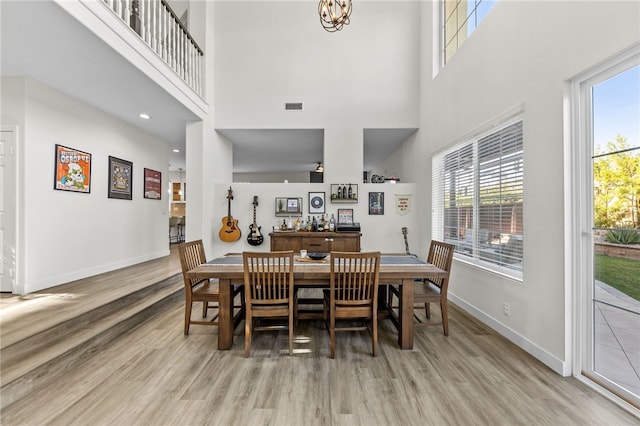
[[441, 0, 496, 65], [432, 119, 523, 276]]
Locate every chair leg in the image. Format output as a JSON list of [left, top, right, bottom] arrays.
[[329, 313, 336, 359], [184, 300, 192, 335], [244, 313, 252, 358], [425, 302, 431, 320], [372, 313, 378, 357], [293, 289, 298, 328], [202, 301, 208, 318], [289, 310, 294, 356], [441, 300, 449, 336]]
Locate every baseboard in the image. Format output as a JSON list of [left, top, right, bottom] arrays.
[[449, 292, 568, 376], [26, 249, 171, 293]]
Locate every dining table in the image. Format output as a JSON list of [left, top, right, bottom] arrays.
[[186, 253, 448, 351]]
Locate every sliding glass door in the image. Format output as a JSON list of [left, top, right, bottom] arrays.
[[575, 51, 639, 409]]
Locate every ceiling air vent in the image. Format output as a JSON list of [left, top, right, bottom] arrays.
[[285, 102, 303, 111]]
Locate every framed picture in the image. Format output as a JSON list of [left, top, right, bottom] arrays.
[[337, 208, 354, 224], [309, 192, 325, 214], [369, 192, 384, 215], [108, 156, 133, 200], [53, 144, 92, 193], [143, 168, 162, 200], [276, 197, 302, 216]]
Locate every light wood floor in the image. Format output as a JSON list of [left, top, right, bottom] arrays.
[[1, 250, 638, 425]]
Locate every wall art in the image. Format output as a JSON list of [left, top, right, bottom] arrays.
[[143, 168, 162, 200], [368, 192, 384, 215], [108, 156, 133, 200], [275, 197, 302, 217], [53, 144, 91, 193], [309, 192, 325, 214]]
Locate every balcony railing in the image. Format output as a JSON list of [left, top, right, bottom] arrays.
[[102, 0, 203, 96]]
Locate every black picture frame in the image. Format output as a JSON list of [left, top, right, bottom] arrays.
[[369, 192, 384, 215], [337, 208, 354, 224], [108, 156, 133, 200], [309, 192, 325, 214]]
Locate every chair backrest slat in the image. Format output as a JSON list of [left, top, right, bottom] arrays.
[[426, 240, 454, 290], [243, 251, 294, 304], [179, 240, 207, 290], [330, 251, 380, 305]]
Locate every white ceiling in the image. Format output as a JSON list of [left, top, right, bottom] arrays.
[[1, 1, 417, 175]]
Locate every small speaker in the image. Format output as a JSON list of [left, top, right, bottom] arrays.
[[310, 171, 324, 183]]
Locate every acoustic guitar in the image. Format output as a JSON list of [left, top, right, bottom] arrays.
[[219, 187, 241, 242], [247, 195, 264, 246]]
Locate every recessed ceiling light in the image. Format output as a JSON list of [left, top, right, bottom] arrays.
[[139, 113, 151, 119], [172, 149, 180, 153]]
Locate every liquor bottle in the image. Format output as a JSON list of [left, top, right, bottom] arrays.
[[311, 216, 318, 232], [295, 216, 301, 231], [329, 214, 336, 231], [348, 184, 353, 199], [337, 185, 342, 199], [306, 216, 312, 231]]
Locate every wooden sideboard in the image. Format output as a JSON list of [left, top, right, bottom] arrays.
[[269, 231, 361, 252]]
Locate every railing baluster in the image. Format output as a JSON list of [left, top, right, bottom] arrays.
[[99, 0, 203, 97]]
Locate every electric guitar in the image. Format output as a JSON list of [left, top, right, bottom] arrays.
[[219, 187, 241, 242], [247, 195, 264, 246]]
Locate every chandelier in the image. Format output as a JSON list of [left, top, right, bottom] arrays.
[[318, 0, 352, 32]]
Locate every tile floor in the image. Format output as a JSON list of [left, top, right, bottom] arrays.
[[594, 280, 640, 398]]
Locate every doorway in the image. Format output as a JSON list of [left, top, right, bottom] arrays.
[[572, 48, 639, 409], [0, 129, 17, 293]]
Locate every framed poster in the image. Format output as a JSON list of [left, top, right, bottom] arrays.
[[276, 197, 302, 216], [108, 156, 133, 200], [53, 144, 92, 193], [143, 168, 162, 200], [368, 192, 384, 215], [337, 208, 353, 224], [309, 192, 325, 214]]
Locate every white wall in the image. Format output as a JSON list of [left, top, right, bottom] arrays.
[[213, 1, 421, 185], [207, 182, 418, 259], [207, 1, 422, 257], [418, 0, 640, 373], [1, 77, 170, 293]]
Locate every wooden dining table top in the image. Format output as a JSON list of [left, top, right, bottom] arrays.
[[187, 253, 447, 282]]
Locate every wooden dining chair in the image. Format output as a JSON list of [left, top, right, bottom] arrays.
[[323, 251, 381, 359], [178, 240, 244, 335], [242, 251, 296, 357], [389, 240, 454, 336]]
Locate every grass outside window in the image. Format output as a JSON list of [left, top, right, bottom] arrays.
[[595, 254, 640, 301]]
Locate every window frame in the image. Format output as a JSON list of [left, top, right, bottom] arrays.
[[432, 114, 524, 280], [440, 0, 497, 67]]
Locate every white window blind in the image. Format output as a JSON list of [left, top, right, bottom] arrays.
[[432, 120, 524, 275]]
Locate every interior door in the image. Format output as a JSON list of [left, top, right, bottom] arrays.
[[0, 129, 16, 293]]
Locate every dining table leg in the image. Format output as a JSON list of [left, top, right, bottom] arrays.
[[398, 277, 414, 350], [218, 278, 234, 350]]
